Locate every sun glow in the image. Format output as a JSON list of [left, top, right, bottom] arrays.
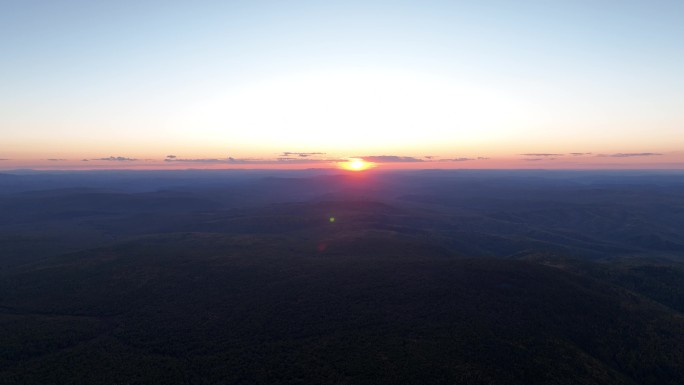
[[178, 69, 535, 152], [339, 158, 372, 171]]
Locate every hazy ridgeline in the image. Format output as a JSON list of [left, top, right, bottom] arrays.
[[1, 169, 684, 384]]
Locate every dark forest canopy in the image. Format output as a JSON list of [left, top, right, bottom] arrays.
[[1, 170, 684, 384]]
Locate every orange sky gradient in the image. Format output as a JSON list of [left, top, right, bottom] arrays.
[[2, 152, 683, 171]]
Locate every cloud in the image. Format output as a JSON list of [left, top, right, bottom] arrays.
[[166, 155, 177, 159], [520, 153, 563, 157], [523, 158, 557, 161], [596, 152, 663, 158], [94, 156, 137, 161], [273, 157, 339, 164], [570, 152, 592, 156], [359, 155, 424, 163], [0, 158, 8, 161], [47, 158, 66, 161], [348, 155, 490, 163], [164, 156, 339, 164], [164, 157, 234, 163], [280, 152, 326, 158]]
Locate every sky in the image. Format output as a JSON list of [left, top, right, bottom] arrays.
[[2, 0, 683, 170]]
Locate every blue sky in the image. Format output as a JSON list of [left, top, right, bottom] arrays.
[[2, 0, 683, 168]]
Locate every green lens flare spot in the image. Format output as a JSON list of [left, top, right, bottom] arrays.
[[329, 217, 335, 223]]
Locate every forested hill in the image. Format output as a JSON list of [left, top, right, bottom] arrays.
[[1, 170, 683, 384]]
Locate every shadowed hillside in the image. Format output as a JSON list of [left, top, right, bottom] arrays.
[[1, 170, 684, 384]]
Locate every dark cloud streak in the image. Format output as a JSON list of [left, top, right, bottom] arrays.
[[597, 152, 662, 158], [281, 152, 326, 158], [164, 156, 339, 164], [351, 155, 490, 163], [440, 157, 475, 162], [520, 153, 563, 157], [93, 156, 137, 161]]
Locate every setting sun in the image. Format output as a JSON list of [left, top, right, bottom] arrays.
[[339, 158, 373, 171]]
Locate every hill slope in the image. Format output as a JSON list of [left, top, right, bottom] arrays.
[[1, 233, 683, 384]]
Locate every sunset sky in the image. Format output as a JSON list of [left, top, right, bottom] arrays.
[[2, 0, 683, 170]]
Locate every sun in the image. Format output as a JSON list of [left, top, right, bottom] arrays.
[[339, 158, 373, 171]]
